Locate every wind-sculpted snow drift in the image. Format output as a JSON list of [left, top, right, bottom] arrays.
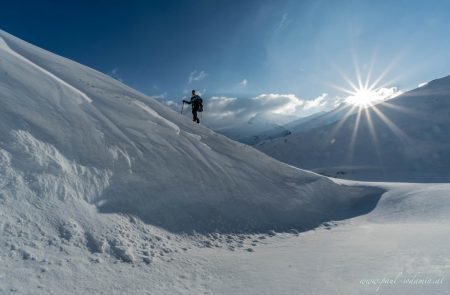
[[0, 29, 383, 249]]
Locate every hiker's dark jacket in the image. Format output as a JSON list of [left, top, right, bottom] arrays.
[[184, 95, 203, 111]]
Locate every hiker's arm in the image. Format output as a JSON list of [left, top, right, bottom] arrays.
[[182, 100, 191, 104]]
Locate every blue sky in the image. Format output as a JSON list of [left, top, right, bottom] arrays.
[[2, 0, 450, 119]]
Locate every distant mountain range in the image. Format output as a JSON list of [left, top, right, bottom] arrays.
[[212, 112, 296, 144], [256, 76, 450, 181]]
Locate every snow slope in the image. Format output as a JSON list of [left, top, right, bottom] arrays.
[[283, 110, 328, 132], [0, 28, 383, 269], [257, 76, 450, 181], [186, 181, 450, 295], [4, 180, 450, 294], [1, 30, 450, 295]]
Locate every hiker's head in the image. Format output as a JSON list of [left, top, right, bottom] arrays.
[[192, 90, 196, 95]]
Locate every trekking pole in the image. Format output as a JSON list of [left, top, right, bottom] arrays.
[[181, 101, 184, 114]]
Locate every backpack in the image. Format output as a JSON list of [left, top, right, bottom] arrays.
[[195, 96, 203, 112]]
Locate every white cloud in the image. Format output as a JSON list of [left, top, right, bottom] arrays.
[[151, 92, 167, 99], [188, 70, 208, 83], [344, 86, 402, 105], [253, 93, 304, 115], [162, 85, 401, 131], [303, 93, 328, 110], [376, 86, 403, 99], [180, 93, 343, 128], [418, 82, 428, 88], [163, 90, 366, 130], [210, 96, 237, 105], [164, 100, 177, 106], [240, 79, 248, 87]]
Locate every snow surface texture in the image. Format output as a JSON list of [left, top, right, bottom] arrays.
[[0, 30, 383, 234], [257, 77, 450, 182], [0, 29, 394, 293], [1, 30, 449, 295], [197, 182, 450, 295]]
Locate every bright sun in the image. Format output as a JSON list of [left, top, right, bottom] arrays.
[[332, 60, 402, 109], [345, 87, 383, 108], [327, 58, 411, 164]]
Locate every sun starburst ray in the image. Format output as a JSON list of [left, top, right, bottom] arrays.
[[370, 105, 410, 143], [348, 107, 363, 163], [329, 104, 358, 138], [363, 106, 383, 164], [352, 51, 364, 90], [380, 101, 427, 118]]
